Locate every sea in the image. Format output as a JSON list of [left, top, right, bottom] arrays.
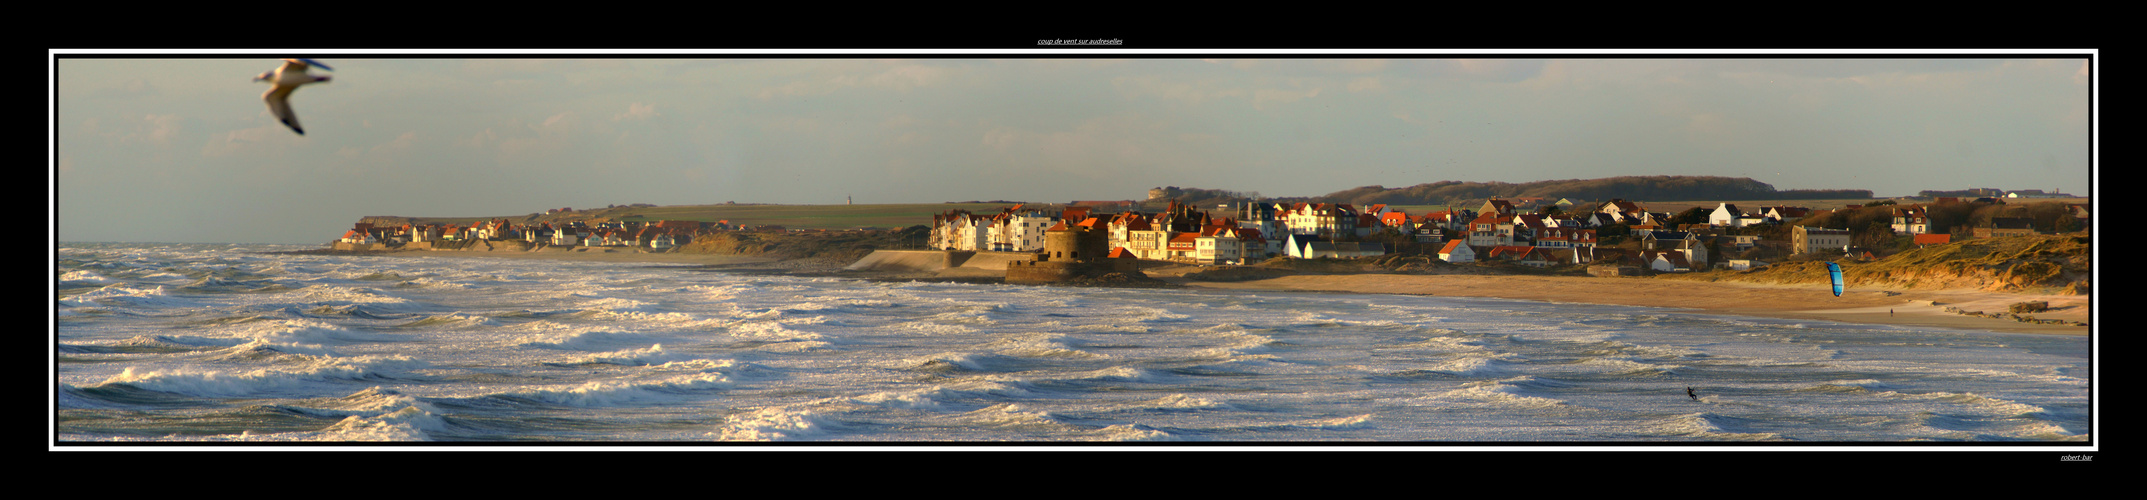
[[53, 242, 2094, 446]]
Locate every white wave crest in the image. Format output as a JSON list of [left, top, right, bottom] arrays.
[[1427, 380, 1569, 409], [570, 344, 722, 367], [505, 372, 732, 407], [714, 406, 836, 441], [728, 321, 823, 341], [1654, 412, 1782, 440], [59, 284, 193, 309], [95, 355, 429, 398], [58, 269, 120, 286], [314, 406, 447, 441], [1098, 423, 1179, 441], [850, 390, 947, 410], [295, 285, 415, 308], [1128, 394, 1232, 411], [518, 329, 656, 350], [1427, 355, 1515, 377], [900, 321, 977, 335]]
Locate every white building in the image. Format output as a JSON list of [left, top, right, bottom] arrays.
[[1791, 226, 1851, 255], [1194, 230, 1245, 265], [1438, 240, 1475, 263]]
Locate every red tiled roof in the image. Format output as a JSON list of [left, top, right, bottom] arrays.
[[1487, 245, 1537, 259], [1061, 207, 1092, 222]]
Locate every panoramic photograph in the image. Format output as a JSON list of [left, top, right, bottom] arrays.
[[52, 52, 2095, 450]]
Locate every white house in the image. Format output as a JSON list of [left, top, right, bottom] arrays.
[[1709, 203, 1746, 227], [1466, 213, 1515, 247], [1284, 203, 1358, 237], [1792, 226, 1851, 255], [1723, 259, 1768, 271], [1890, 207, 1931, 235], [1438, 240, 1475, 263], [1194, 229, 1245, 265]]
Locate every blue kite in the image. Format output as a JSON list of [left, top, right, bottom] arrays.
[[1826, 262, 1844, 297]]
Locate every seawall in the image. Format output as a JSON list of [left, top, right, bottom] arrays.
[[844, 250, 955, 272], [843, 250, 1038, 272]]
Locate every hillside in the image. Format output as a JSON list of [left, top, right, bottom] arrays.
[[1298, 176, 1871, 206], [675, 226, 931, 266], [1660, 233, 2091, 294], [355, 203, 1024, 233]]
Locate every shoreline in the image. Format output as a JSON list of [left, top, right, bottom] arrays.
[[339, 248, 2091, 336]]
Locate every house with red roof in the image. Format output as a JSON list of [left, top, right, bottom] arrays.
[[1414, 209, 1473, 233], [1481, 198, 1517, 216], [1762, 206, 1811, 223], [339, 229, 376, 245], [1227, 227, 1269, 261], [1193, 227, 1248, 265], [930, 210, 989, 251], [1356, 213, 1386, 237], [1481, 245, 1553, 267], [1890, 206, 1932, 234], [1534, 226, 1570, 249], [1640, 250, 1693, 272], [1597, 198, 1648, 223], [1167, 232, 1200, 262], [1283, 203, 1358, 238], [1466, 213, 1517, 247], [1437, 240, 1475, 263]]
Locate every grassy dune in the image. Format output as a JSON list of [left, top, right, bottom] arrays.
[[1660, 233, 2092, 294]]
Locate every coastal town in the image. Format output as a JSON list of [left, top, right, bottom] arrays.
[[916, 191, 2089, 277], [330, 187, 2090, 284]]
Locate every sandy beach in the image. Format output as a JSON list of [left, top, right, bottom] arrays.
[[371, 248, 2091, 336], [1149, 269, 2091, 336]]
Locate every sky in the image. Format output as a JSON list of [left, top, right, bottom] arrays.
[[52, 52, 2095, 244]]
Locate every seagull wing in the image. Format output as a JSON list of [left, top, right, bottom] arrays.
[[264, 85, 304, 135], [296, 58, 333, 72]]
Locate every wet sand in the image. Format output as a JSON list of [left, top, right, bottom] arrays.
[[1151, 270, 2091, 336], [375, 248, 2091, 336]]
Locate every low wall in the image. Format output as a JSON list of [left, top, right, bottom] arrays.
[[844, 250, 957, 272], [957, 251, 1040, 271], [844, 250, 1042, 272], [332, 241, 381, 251]]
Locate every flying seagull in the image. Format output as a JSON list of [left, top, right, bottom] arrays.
[[253, 58, 333, 135]]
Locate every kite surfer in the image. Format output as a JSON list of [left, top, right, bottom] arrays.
[[1686, 387, 1698, 401]]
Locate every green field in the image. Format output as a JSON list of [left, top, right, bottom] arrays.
[[609, 203, 1031, 229], [398, 203, 1028, 231]]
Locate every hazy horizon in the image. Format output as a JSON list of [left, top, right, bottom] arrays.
[[53, 53, 2095, 244]]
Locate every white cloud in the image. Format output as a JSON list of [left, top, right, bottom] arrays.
[[615, 102, 659, 121]]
